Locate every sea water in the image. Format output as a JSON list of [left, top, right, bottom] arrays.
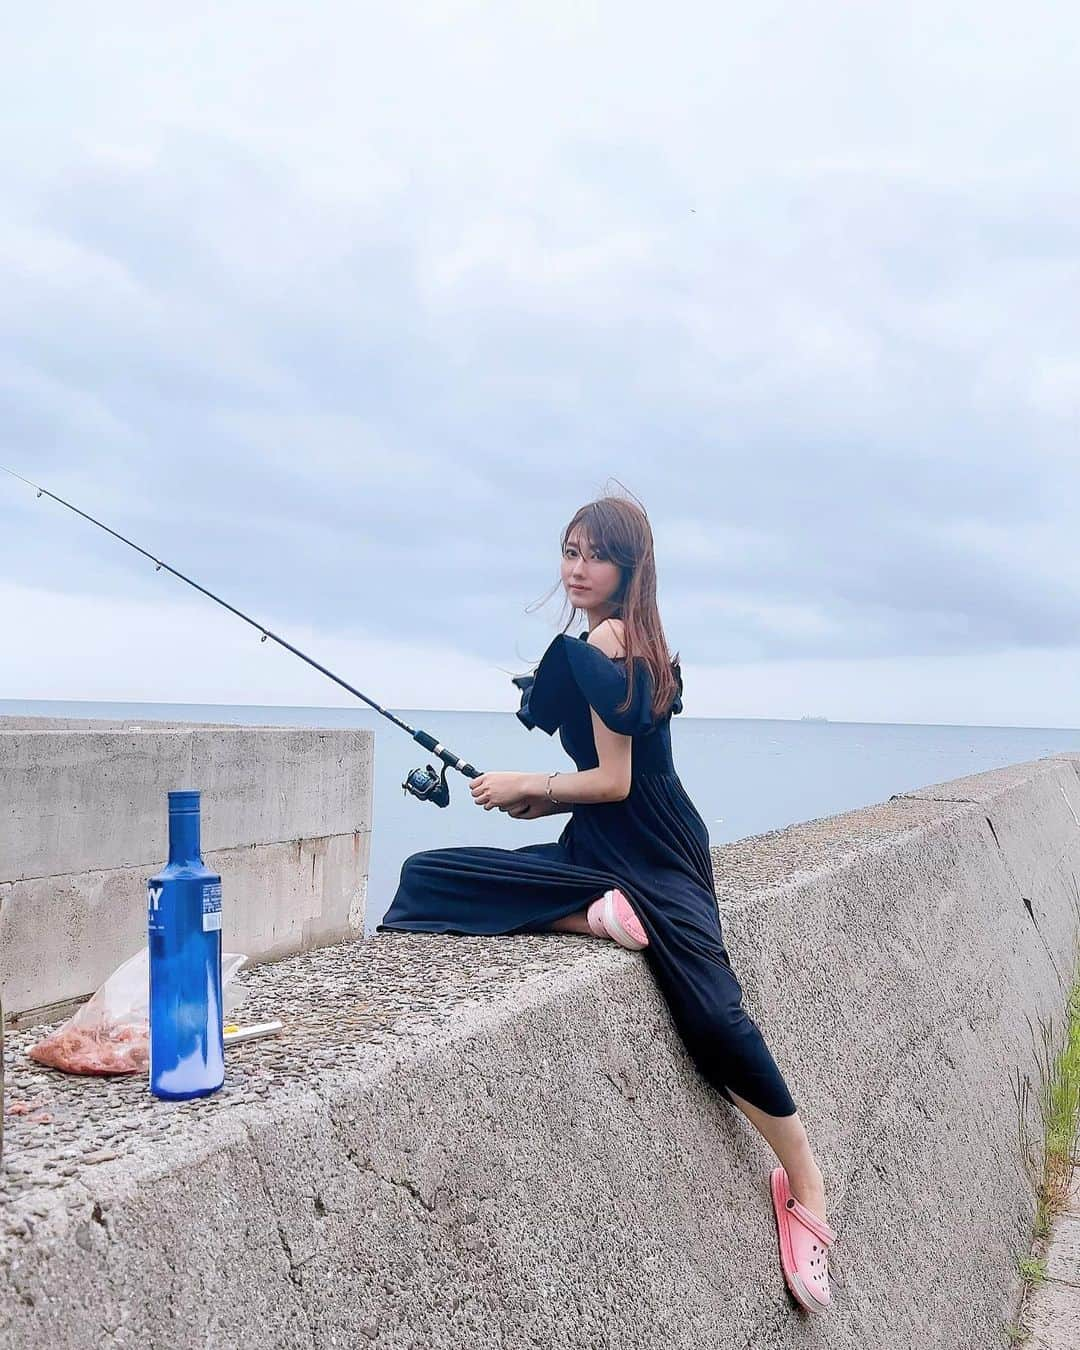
[[4, 698, 1078, 934]]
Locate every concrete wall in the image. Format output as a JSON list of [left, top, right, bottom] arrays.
[[0, 717, 373, 1021], [1, 753, 1078, 1348]]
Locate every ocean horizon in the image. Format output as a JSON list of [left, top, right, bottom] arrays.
[[5, 696, 1079, 934]]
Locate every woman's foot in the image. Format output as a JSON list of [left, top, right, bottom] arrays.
[[586, 889, 649, 949], [786, 1163, 828, 1226], [722, 1091, 830, 1226], [770, 1166, 837, 1315]]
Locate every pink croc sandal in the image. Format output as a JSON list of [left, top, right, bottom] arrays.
[[586, 888, 649, 950], [770, 1166, 837, 1315], [585, 896, 609, 939]]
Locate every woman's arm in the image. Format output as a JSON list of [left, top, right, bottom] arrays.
[[504, 626, 634, 813], [511, 765, 626, 809], [480, 620, 635, 815], [581, 621, 633, 799], [522, 763, 628, 805]]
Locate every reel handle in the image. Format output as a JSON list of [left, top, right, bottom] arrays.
[[404, 731, 482, 806], [402, 756, 482, 808]]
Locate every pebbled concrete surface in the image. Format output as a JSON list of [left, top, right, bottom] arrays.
[[2, 753, 1079, 1348]]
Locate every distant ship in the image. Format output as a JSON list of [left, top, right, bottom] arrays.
[[800, 714, 829, 722]]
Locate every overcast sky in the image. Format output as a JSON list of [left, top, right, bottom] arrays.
[[2, 3, 1079, 727]]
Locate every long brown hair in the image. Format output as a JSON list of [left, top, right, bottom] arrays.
[[526, 484, 681, 721]]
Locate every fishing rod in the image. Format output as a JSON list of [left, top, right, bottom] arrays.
[[1, 464, 481, 807]]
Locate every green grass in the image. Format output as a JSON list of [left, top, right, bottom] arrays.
[[1013, 978, 1080, 1227], [1016, 1254, 1047, 1287], [1006, 911, 1080, 1346]]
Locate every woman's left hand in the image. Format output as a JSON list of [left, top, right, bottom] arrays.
[[470, 771, 534, 811]]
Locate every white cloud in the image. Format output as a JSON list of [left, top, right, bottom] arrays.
[[0, 580, 508, 710], [2, 3, 1080, 724], [4, 578, 1077, 730]]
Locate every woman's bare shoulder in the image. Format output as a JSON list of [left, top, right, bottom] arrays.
[[588, 617, 626, 658]]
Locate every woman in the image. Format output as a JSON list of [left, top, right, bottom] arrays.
[[377, 493, 838, 1314]]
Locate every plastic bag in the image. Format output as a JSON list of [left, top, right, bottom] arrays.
[[27, 947, 249, 1076]]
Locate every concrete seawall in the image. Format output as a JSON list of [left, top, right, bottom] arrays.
[[1, 753, 1078, 1348], [0, 718, 373, 1022]]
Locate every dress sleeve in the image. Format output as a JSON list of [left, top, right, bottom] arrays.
[[513, 634, 682, 736]]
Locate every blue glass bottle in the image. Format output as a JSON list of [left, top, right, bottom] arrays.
[[147, 790, 224, 1100]]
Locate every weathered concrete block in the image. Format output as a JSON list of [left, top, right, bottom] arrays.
[[0, 724, 372, 878], [0, 719, 373, 1019], [0, 753, 1077, 1348], [0, 833, 369, 1013]]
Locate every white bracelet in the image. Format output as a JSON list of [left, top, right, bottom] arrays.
[[545, 771, 561, 804]]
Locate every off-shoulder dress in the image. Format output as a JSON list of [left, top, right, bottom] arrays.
[[376, 630, 797, 1117]]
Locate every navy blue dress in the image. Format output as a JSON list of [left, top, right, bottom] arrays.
[[377, 630, 798, 1117]]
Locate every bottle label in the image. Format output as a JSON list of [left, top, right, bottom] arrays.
[[202, 882, 223, 933], [147, 881, 165, 934]]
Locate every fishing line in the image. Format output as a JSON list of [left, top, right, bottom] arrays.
[[1, 464, 480, 807]]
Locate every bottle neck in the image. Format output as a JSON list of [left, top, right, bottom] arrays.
[[168, 810, 202, 864]]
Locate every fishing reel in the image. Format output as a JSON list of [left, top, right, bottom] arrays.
[[403, 762, 451, 808], [402, 738, 481, 809]]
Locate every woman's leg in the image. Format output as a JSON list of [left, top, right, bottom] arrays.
[[543, 908, 593, 935], [541, 892, 830, 1222], [630, 888, 831, 1224], [725, 1090, 828, 1224]]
